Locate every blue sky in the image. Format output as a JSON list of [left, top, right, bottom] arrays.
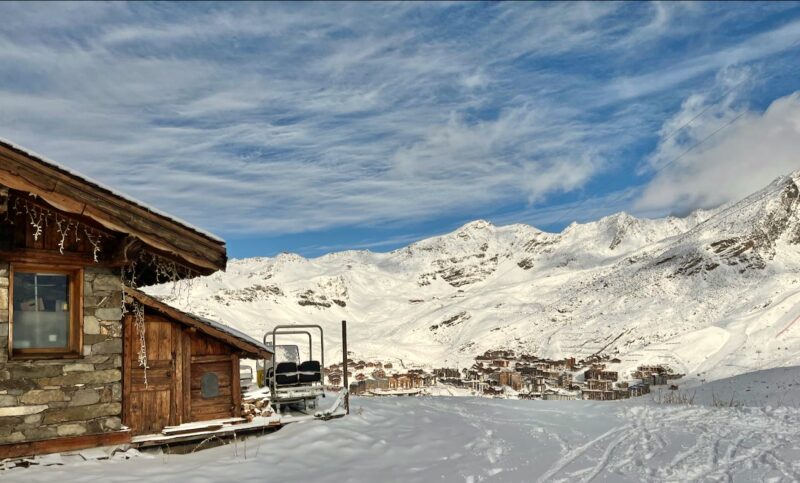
[[2, 2, 800, 259]]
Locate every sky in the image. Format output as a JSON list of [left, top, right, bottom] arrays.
[[1, 2, 800, 259]]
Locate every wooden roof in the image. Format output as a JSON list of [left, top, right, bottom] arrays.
[[0, 139, 227, 275], [128, 289, 272, 360]]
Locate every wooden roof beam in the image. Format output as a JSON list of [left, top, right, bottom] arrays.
[[0, 184, 7, 215], [0, 144, 227, 276]]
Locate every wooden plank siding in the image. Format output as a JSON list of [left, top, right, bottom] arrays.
[[173, 322, 185, 427], [182, 329, 192, 424], [231, 355, 241, 418], [189, 342, 235, 422], [0, 431, 131, 460]]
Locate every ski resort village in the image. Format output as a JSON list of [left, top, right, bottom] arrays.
[[341, 352, 672, 401], [5, 2, 800, 482]]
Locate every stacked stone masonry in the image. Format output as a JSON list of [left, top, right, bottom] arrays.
[[0, 264, 124, 444]]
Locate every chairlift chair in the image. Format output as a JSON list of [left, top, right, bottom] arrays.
[[263, 325, 325, 412]]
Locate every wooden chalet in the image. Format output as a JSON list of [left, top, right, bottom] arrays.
[[122, 290, 271, 436], [0, 139, 271, 460]]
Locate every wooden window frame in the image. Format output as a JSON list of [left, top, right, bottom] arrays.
[[8, 263, 84, 360]]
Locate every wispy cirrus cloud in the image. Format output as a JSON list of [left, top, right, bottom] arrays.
[[0, 2, 799, 255]]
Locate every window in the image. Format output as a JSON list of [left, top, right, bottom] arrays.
[[9, 264, 83, 358], [200, 372, 220, 399]]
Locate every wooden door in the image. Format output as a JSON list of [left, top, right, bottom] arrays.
[[187, 332, 239, 421], [190, 358, 235, 421], [123, 315, 180, 436]]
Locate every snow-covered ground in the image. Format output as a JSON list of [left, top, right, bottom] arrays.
[[6, 368, 800, 482]]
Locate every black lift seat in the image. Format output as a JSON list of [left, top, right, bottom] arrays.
[[275, 362, 299, 386], [298, 360, 322, 383]]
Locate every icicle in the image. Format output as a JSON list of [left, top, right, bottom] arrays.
[[133, 300, 148, 388], [5, 194, 107, 260], [122, 259, 149, 388], [56, 217, 68, 254], [27, 204, 44, 241], [84, 229, 102, 262]]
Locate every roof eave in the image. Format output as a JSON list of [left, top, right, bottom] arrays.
[[126, 289, 272, 360], [0, 140, 227, 275]]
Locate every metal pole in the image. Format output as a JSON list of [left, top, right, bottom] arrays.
[[342, 320, 349, 415]]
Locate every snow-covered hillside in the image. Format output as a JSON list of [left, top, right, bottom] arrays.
[[149, 171, 800, 383]]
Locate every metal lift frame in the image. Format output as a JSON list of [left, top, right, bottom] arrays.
[[263, 325, 325, 409]]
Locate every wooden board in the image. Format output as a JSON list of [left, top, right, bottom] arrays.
[[231, 355, 241, 418], [173, 323, 184, 427], [161, 418, 245, 435], [122, 315, 133, 429], [162, 423, 224, 436], [0, 431, 131, 460], [182, 328, 192, 423]]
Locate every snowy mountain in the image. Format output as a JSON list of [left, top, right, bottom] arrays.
[[149, 170, 800, 383]]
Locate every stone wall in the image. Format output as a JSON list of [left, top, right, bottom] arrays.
[[0, 264, 124, 444]]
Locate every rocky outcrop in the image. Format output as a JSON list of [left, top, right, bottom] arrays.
[[667, 175, 800, 277]]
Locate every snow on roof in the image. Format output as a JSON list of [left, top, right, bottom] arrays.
[[193, 313, 273, 356], [0, 137, 225, 244]]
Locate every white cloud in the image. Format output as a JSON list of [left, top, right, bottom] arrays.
[[604, 16, 800, 102], [0, 2, 797, 241], [637, 90, 800, 214]]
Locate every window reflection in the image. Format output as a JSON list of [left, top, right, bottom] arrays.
[[13, 272, 70, 349]]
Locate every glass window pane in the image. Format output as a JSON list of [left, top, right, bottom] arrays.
[[12, 272, 70, 349]]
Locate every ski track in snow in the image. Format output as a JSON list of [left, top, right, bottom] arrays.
[[7, 391, 800, 483]]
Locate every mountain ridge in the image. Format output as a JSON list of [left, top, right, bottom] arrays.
[[149, 170, 800, 384]]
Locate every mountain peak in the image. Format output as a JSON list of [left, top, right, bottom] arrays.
[[459, 219, 495, 231], [605, 211, 636, 222], [275, 252, 306, 263]]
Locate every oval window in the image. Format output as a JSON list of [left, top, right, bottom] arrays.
[[200, 372, 220, 399]]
